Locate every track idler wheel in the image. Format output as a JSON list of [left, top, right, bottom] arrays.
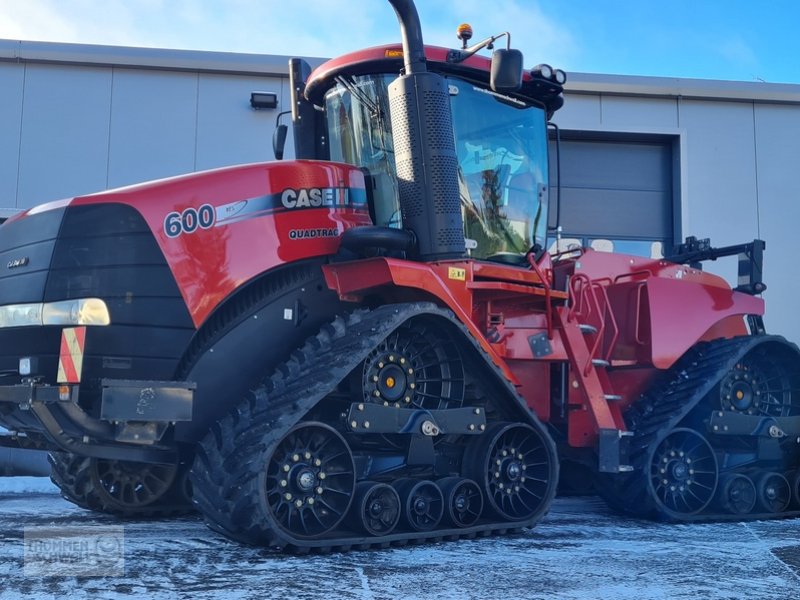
[[393, 479, 444, 531], [265, 422, 356, 539], [91, 459, 180, 510], [439, 477, 483, 527], [50, 452, 193, 516], [755, 472, 791, 513], [466, 422, 554, 521], [716, 473, 756, 515], [351, 482, 401, 536], [648, 428, 718, 518]]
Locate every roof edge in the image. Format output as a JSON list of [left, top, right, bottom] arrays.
[[0, 38, 325, 76], [566, 71, 800, 104]]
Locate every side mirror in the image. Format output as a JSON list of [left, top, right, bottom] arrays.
[[490, 48, 523, 93], [272, 124, 288, 160]]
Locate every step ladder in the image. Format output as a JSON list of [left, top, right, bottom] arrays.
[[559, 273, 632, 473]]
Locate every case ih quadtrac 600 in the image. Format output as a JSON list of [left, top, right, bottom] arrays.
[[1, 0, 799, 551]]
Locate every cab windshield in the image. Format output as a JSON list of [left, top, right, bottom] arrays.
[[325, 74, 549, 259]]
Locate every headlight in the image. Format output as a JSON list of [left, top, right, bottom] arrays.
[[0, 298, 110, 328], [43, 298, 110, 326], [532, 64, 553, 80], [0, 303, 42, 328]]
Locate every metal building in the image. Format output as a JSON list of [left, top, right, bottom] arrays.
[[1, 38, 799, 345]]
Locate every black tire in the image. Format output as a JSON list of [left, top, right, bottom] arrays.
[[49, 453, 193, 517]]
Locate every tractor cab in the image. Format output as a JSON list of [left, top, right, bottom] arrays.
[[296, 41, 566, 263]]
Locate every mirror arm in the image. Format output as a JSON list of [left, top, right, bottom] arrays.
[[447, 32, 510, 64]]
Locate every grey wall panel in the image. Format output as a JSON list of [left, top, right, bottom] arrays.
[[677, 100, 758, 245], [107, 70, 198, 188], [16, 64, 112, 208], [599, 96, 678, 129], [753, 104, 800, 339], [676, 100, 758, 287], [0, 63, 23, 213], [554, 94, 601, 129], [195, 73, 283, 171]]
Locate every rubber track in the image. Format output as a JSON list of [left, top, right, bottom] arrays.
[[190, 301, 558, 552], [608, 335, 800, 522], [49, 453, 193, 518]]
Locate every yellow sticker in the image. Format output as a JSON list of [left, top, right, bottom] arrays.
[[448, 267, 466, 281]]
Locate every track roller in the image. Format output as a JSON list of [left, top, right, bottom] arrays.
[[716, 473, 756, 515], [439, 477, 483, 527], [792, 472, 800, 508], [393, 479, 444, 531], [755, 472, 791, 514], [351, 482, 401, 536]]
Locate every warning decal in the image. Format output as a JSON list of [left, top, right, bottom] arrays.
[[57, 327, 86, 384]]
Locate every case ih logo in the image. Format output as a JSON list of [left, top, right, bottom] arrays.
[[281, 187, 356, 209], [7, 257, 29, 269], [163, 188, 367, 238]]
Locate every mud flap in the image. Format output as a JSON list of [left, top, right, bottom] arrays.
[[598, 428, 632, 473]]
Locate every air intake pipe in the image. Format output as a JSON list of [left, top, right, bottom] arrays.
[[386, 0, 465, 260]]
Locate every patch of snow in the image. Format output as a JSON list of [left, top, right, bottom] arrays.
[[0, 475, 58, 494]]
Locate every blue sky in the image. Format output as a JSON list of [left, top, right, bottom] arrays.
[[1, 0, 798, 84]]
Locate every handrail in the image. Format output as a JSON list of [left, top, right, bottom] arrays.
[[633, 282, 646, 345], [567, 273, 619, 375], [528, 252, 554, 339]]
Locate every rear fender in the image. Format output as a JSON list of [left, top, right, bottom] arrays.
[[644, 277, 763, 369]]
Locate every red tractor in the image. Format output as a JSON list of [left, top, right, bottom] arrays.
[[0, 0, 798, 551]]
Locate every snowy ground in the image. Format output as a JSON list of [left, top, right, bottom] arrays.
[[2, 477, 800, 599]]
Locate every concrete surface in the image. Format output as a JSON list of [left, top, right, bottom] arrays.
[[1, 478, 799, 599]]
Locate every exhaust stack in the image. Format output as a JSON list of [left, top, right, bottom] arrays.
[[386, 0, 465, 260]]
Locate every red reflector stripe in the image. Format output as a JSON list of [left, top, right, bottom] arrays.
[[57, 327, 86, 384]]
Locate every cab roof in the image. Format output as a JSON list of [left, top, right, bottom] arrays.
[[305, 44, 564, 117]]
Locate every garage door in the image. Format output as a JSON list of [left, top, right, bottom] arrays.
[[548, 135, 676, 258]]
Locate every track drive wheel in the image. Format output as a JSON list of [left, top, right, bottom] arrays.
[[717, 348, 800, 417], [466, 422, 557, 522], [647, 428, 718, 518], [361, 321, 464, 410], [49, 453, 193, 517]]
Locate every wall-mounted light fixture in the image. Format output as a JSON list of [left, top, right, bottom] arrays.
[[250, 91, 278, 110]]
